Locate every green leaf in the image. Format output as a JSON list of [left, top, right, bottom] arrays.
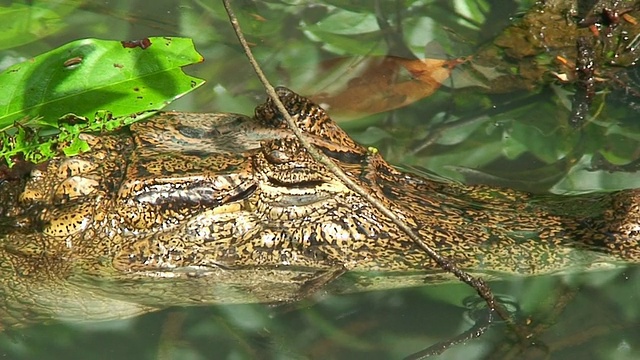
[[304, 30, 386, 56], [302, 9, 386, 56], [1, 110, 156, 167], [306, 9, 379, 35], [0, 37, 205, 131]]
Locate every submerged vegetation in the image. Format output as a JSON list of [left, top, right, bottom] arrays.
[[2, 0, 640, 359]]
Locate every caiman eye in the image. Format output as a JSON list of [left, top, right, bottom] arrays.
[[261, 137, 300, 164], [265, 149, 291, 164], [176, 125, 215, 139], [256, 138, 332, 186]]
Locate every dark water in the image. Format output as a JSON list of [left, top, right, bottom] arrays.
[[2, 0, 640, 359]]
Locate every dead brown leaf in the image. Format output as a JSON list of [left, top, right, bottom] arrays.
[[307, 56, 463, 120]]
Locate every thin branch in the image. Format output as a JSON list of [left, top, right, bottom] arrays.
[[404, 312, 493, 360], [221, 0, 513, 325]]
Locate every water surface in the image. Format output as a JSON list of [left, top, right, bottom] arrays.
[[1, 1, 640, 359]]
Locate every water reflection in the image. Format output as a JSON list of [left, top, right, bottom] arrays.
[[0, 266, 638, 359]]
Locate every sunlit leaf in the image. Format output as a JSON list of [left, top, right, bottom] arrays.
[[0, 37, 204, 131]]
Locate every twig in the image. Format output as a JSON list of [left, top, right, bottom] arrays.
[[404, 312, 493, 360], [221, 0, 512, 325]]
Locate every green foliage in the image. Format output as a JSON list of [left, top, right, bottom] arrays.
[[0, 1, 80, 50], [0, 37, 203, 129], [0, 111, 153, 167], [0, 37, 204, 166]]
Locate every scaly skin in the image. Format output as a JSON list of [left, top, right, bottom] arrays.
[[0, 88, 639, 328]]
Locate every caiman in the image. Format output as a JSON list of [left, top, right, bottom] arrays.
[[0, 87, 639, 329]]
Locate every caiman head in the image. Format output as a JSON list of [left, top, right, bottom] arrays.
[[0, 87, 413, 327], [111, 87, 420, 274]]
